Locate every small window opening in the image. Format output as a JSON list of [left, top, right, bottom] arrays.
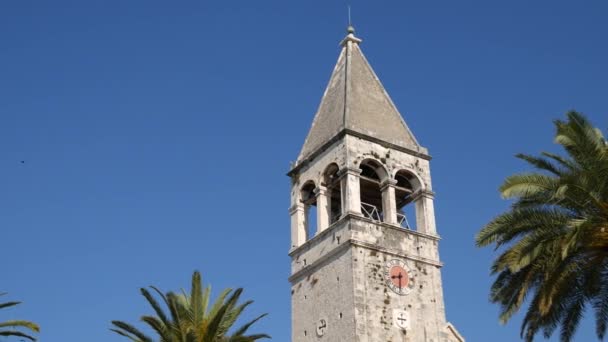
[[324, 164, 342, 224], [395, 170, 418, 230], [301, 182, 317, 239], [359, 160, 385, 221]]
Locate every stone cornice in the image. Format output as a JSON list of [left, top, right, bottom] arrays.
[[287, 129, 431, 177], [288, 238, 443, 283], [288, 213, 441, 258], [351, 213, 441, 241], [288, 239, 351, 283], [288, 215, 349, 257], [288, 213, 443, 280]]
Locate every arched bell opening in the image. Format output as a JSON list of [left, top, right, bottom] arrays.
[[359, 159, 388, 222], [300, 181, 317, 239], [394, 170, 421, 230], [323, 163, 342, 225]]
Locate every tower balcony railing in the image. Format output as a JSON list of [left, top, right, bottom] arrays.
[[360, 202, 413, 230], [397, 212, 412, 230], [360, 202, 381, 222]]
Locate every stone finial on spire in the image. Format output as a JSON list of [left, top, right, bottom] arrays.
[[342, 6, 361, 46], [341, 25, 362, 46]]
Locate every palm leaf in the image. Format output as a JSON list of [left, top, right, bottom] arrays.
[[477, 111, 608, 341], [0, 301, 20, 310], [231, 313, 268, 336], [111, 271, 269, 342], [111, 320, 154, 342], [0, 320, 40, 332], [0, 330, 37, 341], [141, 287, 170, 327]]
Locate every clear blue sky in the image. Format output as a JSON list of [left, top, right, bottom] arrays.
[[1, 1, 606, 341]]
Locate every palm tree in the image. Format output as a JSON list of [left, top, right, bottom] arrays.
[[0, 293, 40, 341], [111, 271, 270, 342], [476, 111, 608, 341]]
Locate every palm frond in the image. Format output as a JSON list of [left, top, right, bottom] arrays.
[[0, 330, 37, 341], [477, 111, 608, 341], [141, 287, 170, 327], [0, 294, 39, 340], [231, 313, 268, 337], [0, 301, 21, 310], [111, 320, 154, 342], [0, 320, 40, 332], [112, 271, 269, 342], [516, 153, 564, 175], [141, 315, 171, 341]]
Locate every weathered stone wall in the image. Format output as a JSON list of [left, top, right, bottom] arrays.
[[290, 214, 456, 341], [349, 218, 447, 342], [289, 134, 463, 341], [291, 219, 356, 341]]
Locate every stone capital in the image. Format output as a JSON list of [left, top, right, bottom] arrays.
[[288, 203, 306, 215], [314, 185, 328, 197], [380, 179, 398, 192], [337, 167, 362, 178], [411, 189, 435, 201], [420, 189, 435, 199]]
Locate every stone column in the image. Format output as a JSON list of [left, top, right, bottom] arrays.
[[315, 185, 330, 233], [289, 203, 307, 249], [415, 190, 437, 235], [338, 167, 362, 216], [380, 179, 398, 225]]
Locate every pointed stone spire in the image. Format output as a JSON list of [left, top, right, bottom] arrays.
[[297, 27, 423, 163]]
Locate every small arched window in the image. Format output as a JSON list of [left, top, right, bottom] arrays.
[[323, 163, 342, 224], [394, 170, 421, 230], [359, 159, 388, 222], [300, 181, 317, 239]]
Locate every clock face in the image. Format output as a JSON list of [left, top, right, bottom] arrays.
[[384, 259, 415, 295]]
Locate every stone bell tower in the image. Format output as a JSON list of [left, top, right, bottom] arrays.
[[288, 27, 464, 342]]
